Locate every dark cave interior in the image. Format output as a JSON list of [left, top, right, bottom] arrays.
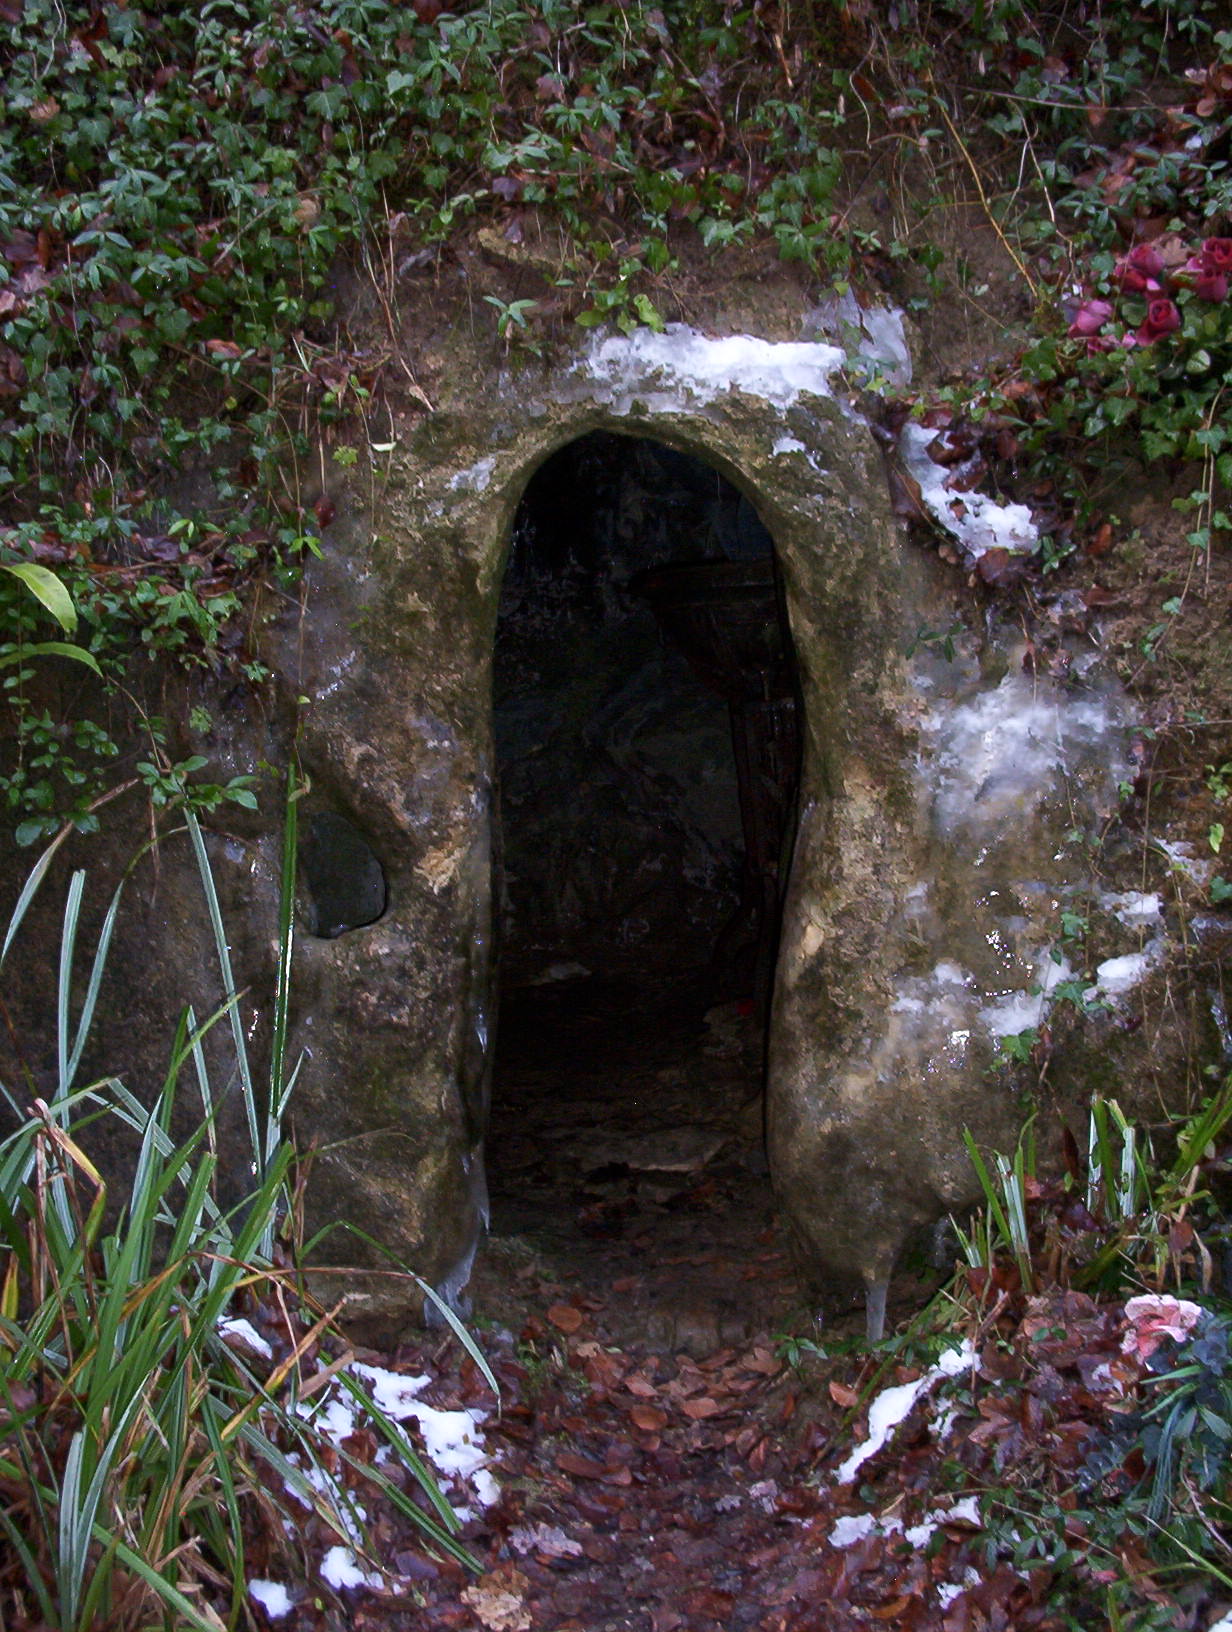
[[482, 434, 806, 1342]]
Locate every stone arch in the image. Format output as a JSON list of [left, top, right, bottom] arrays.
[[277, 331, 996, 1330]]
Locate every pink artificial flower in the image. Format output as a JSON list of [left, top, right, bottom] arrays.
[[1067, 298, 1115, 337], [1136, 297, 1182, 343], [1120, 1293, 1203, 1361], [1201, 236, 1232, 273]]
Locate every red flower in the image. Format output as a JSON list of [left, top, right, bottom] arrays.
[[1117, 243, 1165, 293], [1136, 298, 1181, 343], [1177, 252, 1229, 302], [1201, 237, 1232, 273]]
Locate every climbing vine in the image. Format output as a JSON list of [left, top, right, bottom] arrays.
[[2, 0, 1231, 838]]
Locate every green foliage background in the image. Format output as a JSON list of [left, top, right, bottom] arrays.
[[1, 0, 1230, 839]]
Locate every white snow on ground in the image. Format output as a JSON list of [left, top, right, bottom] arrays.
[[320, 1546, 383, 1592], [248, 1358, 499, 1601], [898, 421, 1038, 559], [836, 1341, 974, 1484], [904, 1494, 981, 1548], [248, 1580, 294, 1618], [1089, 942, 1163, 998], [217, 1317, 274, 1359], [353, 1361, 500, 1513], [581, 325, 845, 410]]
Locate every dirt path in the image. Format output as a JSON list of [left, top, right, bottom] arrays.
[[270, 977, 1157, 1632], [331, 980, 997, 1632], [478, 977, 805, 1354]]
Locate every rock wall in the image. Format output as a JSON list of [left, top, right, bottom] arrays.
[[2, 279, 1173, 1329]]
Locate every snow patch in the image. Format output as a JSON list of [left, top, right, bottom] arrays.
[[1090, 942, 1163, 998], [218, 1317, 273, 1360], [829, 1512, 892, 1546], [836, 1342, 974, 1484], [320, 1546, 384, 1593], [248, 1579, 294, 1618], [899, 421, 1037, 559], [581, 325, 844, 411]]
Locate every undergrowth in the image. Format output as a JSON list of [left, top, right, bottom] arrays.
[[941, 1087, 1232, 1627], [0, 783, 491, 1628], [2, 0, 1231, 839]]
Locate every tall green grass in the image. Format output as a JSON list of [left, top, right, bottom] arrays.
[[0, 786, 483, 1629]]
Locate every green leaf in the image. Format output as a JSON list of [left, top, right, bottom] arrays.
[[0, 564, 77, 633], [0, 641, 101, 675]]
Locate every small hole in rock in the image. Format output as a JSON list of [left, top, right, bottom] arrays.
[[299, 812, 387, 939]]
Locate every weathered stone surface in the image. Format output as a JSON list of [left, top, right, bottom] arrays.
[[1, 276, 1174, 1331]]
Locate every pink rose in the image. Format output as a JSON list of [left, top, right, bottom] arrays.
[[1120, 1294, 1203, 1361], [1135, 297, 1181, 343], [1067, 298, 1114, 337]]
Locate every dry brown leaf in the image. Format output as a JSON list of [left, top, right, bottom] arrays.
[[681, 1396, 723, 1420], [456, 1566, 525, 1632], [624, 1373, 659, 1398], [631, 1403, 668, 1432], [547, 1303, 584, 1334]]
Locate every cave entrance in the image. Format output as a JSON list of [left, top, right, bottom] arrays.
[[484, 431, 803, 1348]]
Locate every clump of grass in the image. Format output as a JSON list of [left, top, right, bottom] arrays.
[[0, 786, 488, 1628]]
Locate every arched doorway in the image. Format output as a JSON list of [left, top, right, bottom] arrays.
[[483, 431, 803, 1349]]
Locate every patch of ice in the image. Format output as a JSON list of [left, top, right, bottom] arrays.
[[809, 291, 913, 387], [773, 436, 808, 456], [320, 1546, 383, 1592], [581, 325, 844, 411], [1155, 838, 1215, 885], [448, 455, 496, 492], [1089, 942, 1162, 998], [836, 1341, 973, 1484], [922, 672, 1125, 839], [248, 1580, 294, 1618], [218, 1317, 273, 1360], [1102, 890, 1162, 927], [899, 422, 1037, 559]]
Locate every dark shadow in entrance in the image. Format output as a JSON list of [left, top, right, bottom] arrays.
[[482, 433, 803, 1350]]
